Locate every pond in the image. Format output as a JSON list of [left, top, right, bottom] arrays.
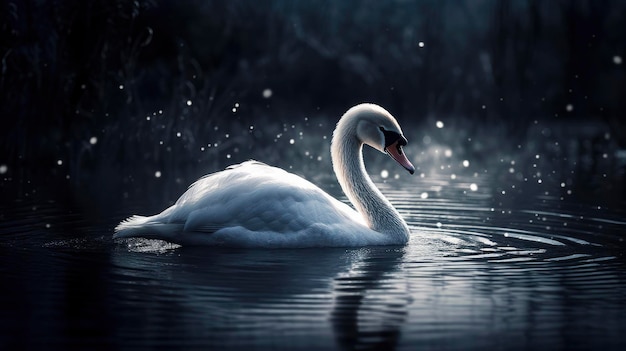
[[1, 156, 625, 350], [2, 1, 626, 349]]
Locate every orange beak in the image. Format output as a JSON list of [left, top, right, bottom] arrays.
[[385, 140, 415, 174]]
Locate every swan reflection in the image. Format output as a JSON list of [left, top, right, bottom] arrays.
[[110, 242, 408, 349]]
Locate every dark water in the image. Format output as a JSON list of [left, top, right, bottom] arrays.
[[1, 166, 625, 350]]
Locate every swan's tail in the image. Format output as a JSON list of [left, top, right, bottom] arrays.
[[114, 215, 183, 240]]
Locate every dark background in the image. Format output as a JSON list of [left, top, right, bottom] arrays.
[[1, 0, 625, 214]]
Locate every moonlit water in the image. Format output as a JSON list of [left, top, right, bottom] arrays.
[[1, 168, 625, 350]]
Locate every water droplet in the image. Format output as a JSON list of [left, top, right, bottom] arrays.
[[381, 170, 389, 178], [566, 104, 573, 112], [444, 149, 452, 157], [420, 192, 428, 199], [289, 139, 295, 145], [450, 174, 456, 180], [0, 164, 7, 174], [119, 84, 124, 90], [436, 121, 444, 128], [57, 160, 63, 166], [186, 100, 192, 106], [436, 222, 442, 228], [155, 171, 161, 178], [226, 154, 231, 159], [89, 137, 97, 145], [462, 160, 470, 167], [235, 102, 240, 108], [418, 41, 425, 47], [470, 183, 478, 191], [176, 132, 181, 137], [262, 88, 273, 98], [614, 55, 622, 65]]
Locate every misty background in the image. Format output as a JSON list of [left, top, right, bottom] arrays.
[[1, 0, 625, 214]]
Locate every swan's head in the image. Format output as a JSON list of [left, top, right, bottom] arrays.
[[346, 104, 416, 174]]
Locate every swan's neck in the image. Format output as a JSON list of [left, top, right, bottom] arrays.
[[331, 122, 409, 243]]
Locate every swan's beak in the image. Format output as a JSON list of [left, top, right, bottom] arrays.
[[385, 140, 415, 174]]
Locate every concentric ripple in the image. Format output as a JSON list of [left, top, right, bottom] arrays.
[[1, 171, 625, 350]]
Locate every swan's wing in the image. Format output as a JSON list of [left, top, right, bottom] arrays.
[[162, 161, 364, 235]]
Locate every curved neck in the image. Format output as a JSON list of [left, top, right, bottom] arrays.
[[330, 118, 409, 243]]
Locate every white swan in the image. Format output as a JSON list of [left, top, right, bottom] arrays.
[[114, 103, 415, 248]]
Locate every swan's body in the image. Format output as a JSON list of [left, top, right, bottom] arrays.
[[115, 103, 415, 248]]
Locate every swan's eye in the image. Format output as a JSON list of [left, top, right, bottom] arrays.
[[381, 129, 404, 148]]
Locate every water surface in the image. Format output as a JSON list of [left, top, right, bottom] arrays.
[[1, 169, 625, 350]]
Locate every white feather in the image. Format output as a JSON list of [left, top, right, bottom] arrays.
[[114, 104, 413, 248]]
